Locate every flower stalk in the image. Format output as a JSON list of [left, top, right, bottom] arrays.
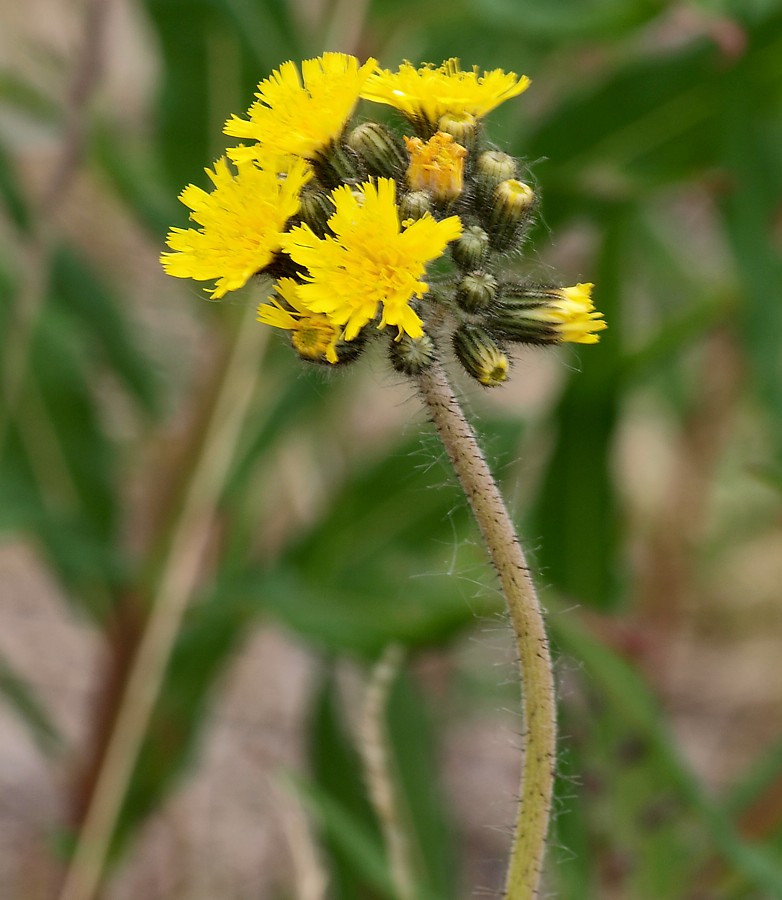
[[415, 359, 556, 899], [160, 53, 604, 897]]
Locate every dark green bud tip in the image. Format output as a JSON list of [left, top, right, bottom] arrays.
[[347, 122, 407, 177], [456, 271, 499, 313], [389, 332, 437, 376], [451, 224, 490, 270], [298, 186, 335, 235], [452, 323, 509, 386]]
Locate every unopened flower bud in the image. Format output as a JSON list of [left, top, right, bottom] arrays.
[[347, 122, 407, 177], [490, 282, 606, 345], [475, 150, 518, 206], [438, 112, 479, 153], [312, 142, 359, 188], [453, 323, 508, 386], [451, 224, 490, 270], [389, 332, 436, 375], [299, 187, 335, 236], [399, 190, 432, 222], [486, 179, 536, 252], [456, 271, 499, 313]]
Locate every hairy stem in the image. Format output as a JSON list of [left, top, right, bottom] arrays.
[[415, 360, 556, 899]]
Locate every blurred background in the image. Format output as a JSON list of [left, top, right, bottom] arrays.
[[1, 0, 782, 897]]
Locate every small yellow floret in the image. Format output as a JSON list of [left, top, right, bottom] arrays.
[[225, 53, 377, 163], [160, 156, 310, 298], [362, 58, 530, 128], [535, 283, 607, 344], [404, 132, 467, 201], [282, 178, 462, 341], [258, 278, 340, 363]]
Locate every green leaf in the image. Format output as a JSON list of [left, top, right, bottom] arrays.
[[532, 209, 625, 609], [0, 68, 59, 123], [0, 652, 61, 756], [719, 85, 782, 451], [0, 140, 31, 232], [251, 424, 524, 656], [553, 612, 782, 896], [50, 246, 159, 414], [112, 588, 261, 856], [307, 670, 389, 900], [387, 671, 458, 897]]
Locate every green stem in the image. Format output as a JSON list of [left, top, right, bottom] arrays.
[[415, 360, 556, 900]]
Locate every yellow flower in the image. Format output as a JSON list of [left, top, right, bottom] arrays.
[[258, 278, 340, 363], [493, 283, 607, 345], [404, 132, 467, 201], [542, 283, 607, 344], [362, 59, 530, 130], [161, 156, 310, 299], [282, 178, 462, 341], [225, 53, 377, 163]]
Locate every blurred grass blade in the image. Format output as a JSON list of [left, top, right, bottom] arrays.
[[289, 775, 397, 900]]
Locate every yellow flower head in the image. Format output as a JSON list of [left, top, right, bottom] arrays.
[[404, 132, 468, 201], [258, 278, 340, 363], [531, 284, 607, 344], [362, 58, 530, 130], [161, 156, 310, 299], [282, 178, 462, 341], [225, 53, 378, 163]]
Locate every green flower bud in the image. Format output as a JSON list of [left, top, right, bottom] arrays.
[[485, 179, 536, 252], [451, 224, 490, 270], [453, 323, 508, 386], [476, 150, 517, 184], [399, 190, 432, 222], [456, 271, 499, 313], [438, 111, 479, 154], [347, 122, 408, 177], [474, 149, 518, 208], [298, 186, 335, 236], [389, 332, 436, 375], [312, 141, 360, 188]]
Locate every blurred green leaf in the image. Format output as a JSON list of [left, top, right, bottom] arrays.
[[553, 613, 782, 896], [92, 127, 180, 238], [249, 424, 525, 656], [113, 588, 261, 856], [463, 0, 664, 40], [50, 246, 159, 414], [387, 670, 458, 898], [308, 669, 388, 900], [532, 209, 625, 609], [0, 140, 31, 232], [720, 85, 782, 451], [0, 652, 61, 756], [0, 68, 59, 123]]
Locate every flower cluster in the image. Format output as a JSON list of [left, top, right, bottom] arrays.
[[162, 54, 606, 384]]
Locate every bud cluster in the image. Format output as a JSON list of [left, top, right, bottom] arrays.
[[161, 55, 605, 385]]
